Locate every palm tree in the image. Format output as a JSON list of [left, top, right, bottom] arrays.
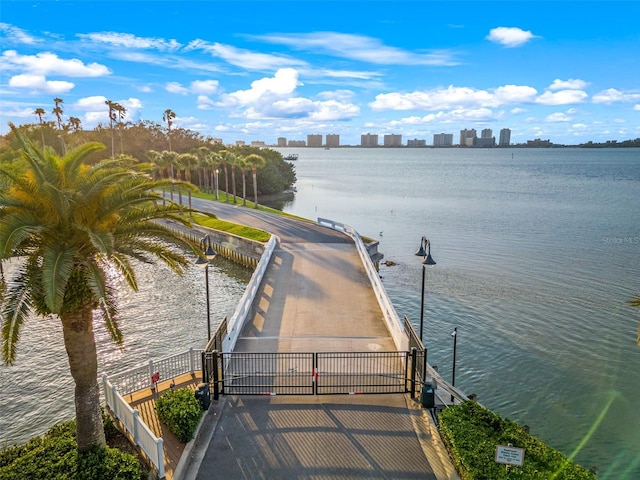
[[34, 108, 46, 148], [68, 117, 82, 133], [163, 109, 176, 152], [0, 125, 198, 452], [52, 97, 66, 154], [239, 157, 249, 206], [105, 100, 117, 157], [114, 103, 127, 154], [218, 151, 230, 202], [243, 153, 266, 208]]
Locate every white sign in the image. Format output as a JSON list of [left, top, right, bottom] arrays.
[[495, 445, 525, 466]]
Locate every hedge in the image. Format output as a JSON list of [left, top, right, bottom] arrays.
[[438, 401, 598, 479], [155, 387, 203, 443]]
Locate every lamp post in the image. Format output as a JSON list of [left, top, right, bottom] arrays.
[[214, 169, 219, 200], [414, 236, 436, 343], [195, 235, 217, 341], [451, 327, 457, 402]]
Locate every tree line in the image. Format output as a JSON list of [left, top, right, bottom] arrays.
[[1, 100, 296, 201]]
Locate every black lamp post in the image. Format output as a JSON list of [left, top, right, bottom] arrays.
[[195, 235, 217, 341], [414, 236, 436, 343], [451, 327, 457, 402]]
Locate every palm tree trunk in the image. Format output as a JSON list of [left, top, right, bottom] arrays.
[[231, 166, 237, 204], [252, 171, 259, 208], [223, 166, 229, 202], [61, 308, 106, 451], [242, 171, 247, 206]]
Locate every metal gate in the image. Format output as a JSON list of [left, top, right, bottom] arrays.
[[202, 350, 424, 397]]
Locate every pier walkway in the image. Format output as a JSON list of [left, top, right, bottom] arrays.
[[174, 200, 458, 480]]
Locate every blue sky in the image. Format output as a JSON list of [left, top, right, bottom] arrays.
[[1, 0, 639, 146]]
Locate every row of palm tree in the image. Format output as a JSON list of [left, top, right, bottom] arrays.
[[147, 147, 266, 207]]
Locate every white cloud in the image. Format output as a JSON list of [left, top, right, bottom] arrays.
[[166, 82, 190, 95], [78, 32, 182, 51], [219, 68, 301, 107], [549, 79, 589, 91], [634, 104, 640, 111], [486, 27, 539, 47], [188, 40, 306, 70], [546, 112, 572, 122], [370, 84, 537, 111], [197, 95, 216, 110], [592, 88, 640, 104], [254, 32, 459, 66], [1, 50, 110, 77], [0, 23, 40, 45], [191, 80, 219, 94], [536, 90, 588, 105], [308, 100, 359, 121], [74, 95, 142, 127], [8, 74, 74, 94]]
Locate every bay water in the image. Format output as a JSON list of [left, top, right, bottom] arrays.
[[1, 146, 638, 479], [274, 147, 640, 479]]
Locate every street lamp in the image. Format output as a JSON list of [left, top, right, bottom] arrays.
[[414, 236, 436, 343], [451, 327, 458, 402], [214, 169, 219, 201], [195, 235, 217, 341]]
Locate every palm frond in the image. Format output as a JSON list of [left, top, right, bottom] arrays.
[[1, 269, 33, 364], [42, 245, 75, 313]]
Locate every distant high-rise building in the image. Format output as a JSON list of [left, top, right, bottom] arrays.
[[235, 140, 246, 146], [481, 128, 493, 139], [288, 140, 306, 147], [433, 133, 453, 147], [361, 133, 379, 147], [250, 140, 266, 147], [326, 134, 340, 147], [499, 128, 511, 146], [383, 134, 402, 147], [277, 137, 287, 147], [307, 134, 323, 147], [459, 129, 476, 146], [407, 138, 426, 147]]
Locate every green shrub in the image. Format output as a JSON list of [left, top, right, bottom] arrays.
[[155, 387, 203, 443], [0, 419, 145, 480], [439, 401, 598, 480]]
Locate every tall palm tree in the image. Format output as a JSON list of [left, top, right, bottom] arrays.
[[243, 153, 266, 208], [218, 151, 230, 202], [163, 109, 176, 152], [114, 103, 127, 154], [34, 108, 46, 148], [68, 117, 82, 133], [0, 125, 198, 452], [105, 100, 117, 157], [238, 157, 249, 206], [52, 97, 66, 154]]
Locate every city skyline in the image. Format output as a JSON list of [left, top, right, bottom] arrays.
[[1, 1, 639, 145]]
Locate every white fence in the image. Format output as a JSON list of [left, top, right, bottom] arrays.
[[102, 374, 165, 478], [107, 348, 202, 396], [317, 218, 408, 351], [102, 348, 202, 478]]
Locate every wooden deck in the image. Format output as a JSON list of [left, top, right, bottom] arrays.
[[124, 372, 202, 480]]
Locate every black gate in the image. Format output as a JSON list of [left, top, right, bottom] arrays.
[[202, 350, 425, 398]]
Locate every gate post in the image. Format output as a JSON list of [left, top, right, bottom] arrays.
[[201, 351, 207, 383], [313, 352, 318, 395], [212, 351, 220, 400], [410, 348, 417, 398]]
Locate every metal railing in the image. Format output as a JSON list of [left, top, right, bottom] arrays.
[[204, 350, 414, 397]]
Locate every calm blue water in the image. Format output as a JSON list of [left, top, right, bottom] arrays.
[[1, 147, 638, 478], [0, 257, 251, 448], [276, 147, 640, 479]]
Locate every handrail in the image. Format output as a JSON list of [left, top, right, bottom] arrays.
[[107, 348, 202, 396], [222, 234, 278, 353], [102, 374, 165, 478]]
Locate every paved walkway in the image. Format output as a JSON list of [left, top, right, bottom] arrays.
[[175, 200, 458, 480]]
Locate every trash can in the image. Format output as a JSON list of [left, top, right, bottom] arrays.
[[195, 383, 211, 410], [420, 382, 435, 409]]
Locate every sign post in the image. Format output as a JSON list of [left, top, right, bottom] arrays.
[[495, 444, 525, 467]]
